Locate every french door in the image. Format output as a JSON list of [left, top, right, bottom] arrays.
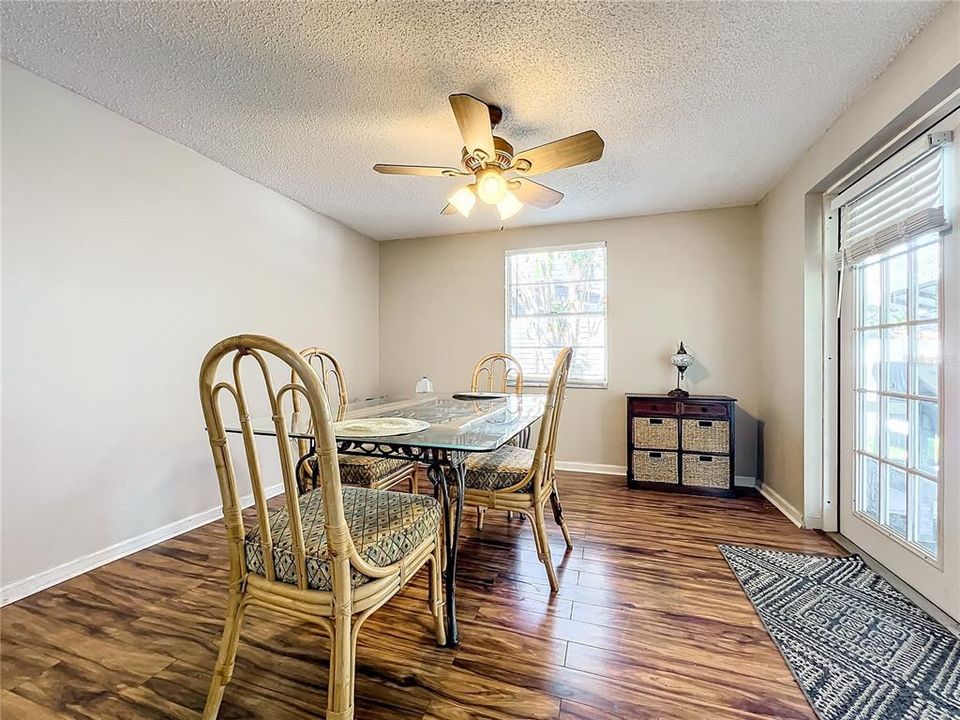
[[838, 115, 959, 621]]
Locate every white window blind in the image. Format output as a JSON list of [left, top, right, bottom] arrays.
[[837, 145, 950, 269], [505, 242, 607, 387]]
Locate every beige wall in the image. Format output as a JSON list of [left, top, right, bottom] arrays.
[[0, 62, 380, 598], [757, 2, 960, 518], [379, 207, 761, 476]]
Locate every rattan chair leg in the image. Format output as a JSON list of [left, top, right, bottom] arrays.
[[326, 614, 355, 720], [429, 534, 447, 646], [202, 590, 246, 719], [558, 517, 574, 550], [550, 488, 574, 550], [476, 506, 485, 531], [409, 468, 419, 495], [526, 509, 544, 557], [533, 503, 560, 593]]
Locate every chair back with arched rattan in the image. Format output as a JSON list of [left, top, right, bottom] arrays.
[[198, 334, 444, 719], [200, 335, 350, 594], [470, 352, 524, 395], [290, 347, 417, 495], [290, 348, 348, 461]]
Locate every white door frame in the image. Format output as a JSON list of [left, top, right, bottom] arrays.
[[820, 199, 840, 532], [822, 113, 959, 620]]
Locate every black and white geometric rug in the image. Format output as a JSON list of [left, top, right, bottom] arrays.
[[719, 545, 960, 720]]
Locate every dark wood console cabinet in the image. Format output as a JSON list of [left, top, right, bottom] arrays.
[[626, 394, 737, 497]]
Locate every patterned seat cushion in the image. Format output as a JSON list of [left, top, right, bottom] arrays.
[[298, 455, 414, 490], [464, 445, 534, 492], [338, 455, 413, 487], [244, 486, 441, 591]]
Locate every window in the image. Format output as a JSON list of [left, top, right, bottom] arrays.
[[504, 242, 607, 387]]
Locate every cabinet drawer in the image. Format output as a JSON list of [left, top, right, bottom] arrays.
[[630, 398, 679, 416], [679, 401, 729, 419], [632, 417, 678, 450], [632, 451, 679, 484], [681, 419, 730, 454], [682, 454, 730, 489]]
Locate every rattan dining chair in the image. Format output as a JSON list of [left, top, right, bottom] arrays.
[[470, 352, 526, 528], [460, 347, 574, 592], [470, 352, 524, 395], [199, 335, 445, 720], [292, 347, 418, 494]]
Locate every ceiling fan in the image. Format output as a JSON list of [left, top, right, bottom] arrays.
[[373, 94, 604, 221]]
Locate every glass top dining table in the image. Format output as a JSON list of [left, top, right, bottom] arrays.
[[234, 392, 545, 454], [223, 391, 546, 648]]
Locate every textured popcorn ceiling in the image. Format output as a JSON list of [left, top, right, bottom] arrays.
[[0, 1, 945, 241]]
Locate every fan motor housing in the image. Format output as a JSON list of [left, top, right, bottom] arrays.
[[462, 135, 514, 172]]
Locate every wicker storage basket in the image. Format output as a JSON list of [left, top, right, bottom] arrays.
[[632, 451, 679, 484], [682, 454, 730, 489], [681, 419, 730, 454], [632, 417, 678, 450]]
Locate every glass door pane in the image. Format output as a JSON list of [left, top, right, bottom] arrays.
[[852, 237, 942, 560]]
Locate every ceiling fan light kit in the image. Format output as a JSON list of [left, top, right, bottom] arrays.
[[374, 93, 604, 223]]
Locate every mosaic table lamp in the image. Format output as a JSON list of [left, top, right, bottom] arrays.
[[668, 342, 695, 398]]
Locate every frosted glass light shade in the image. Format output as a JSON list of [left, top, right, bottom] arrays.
[[448, 186, 476, 217], [476, 168, 508, 204], [497, 191, 523, 221]]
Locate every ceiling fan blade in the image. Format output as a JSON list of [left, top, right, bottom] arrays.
[[449, 94, 496, 162], [510, 178, 564, 209], [374, 164, 466, 177], [512, 130, 604, 176], [440, 203, 457, 215]]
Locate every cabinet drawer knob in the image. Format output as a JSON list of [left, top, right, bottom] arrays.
[[699, 455, 713, 462], [649, 452, 662, 459], [698, 420, 713, 427], [650, 418, 663, 425]]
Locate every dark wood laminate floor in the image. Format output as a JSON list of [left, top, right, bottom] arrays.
[[1, 473, 844, 719]]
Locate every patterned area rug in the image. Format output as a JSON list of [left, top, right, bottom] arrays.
[[719, 545, 960, 720]]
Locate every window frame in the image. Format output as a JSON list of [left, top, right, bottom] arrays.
[[503, 241, 608, 389]]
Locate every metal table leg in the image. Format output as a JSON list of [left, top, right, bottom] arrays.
[[426, 455, 465, 647], [295, 444, 320, 494]]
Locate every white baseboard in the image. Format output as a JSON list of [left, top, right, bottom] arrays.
[[0, 482, 284, 607], [734, 475, 758, 488], [759, 483, 804, 528]]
